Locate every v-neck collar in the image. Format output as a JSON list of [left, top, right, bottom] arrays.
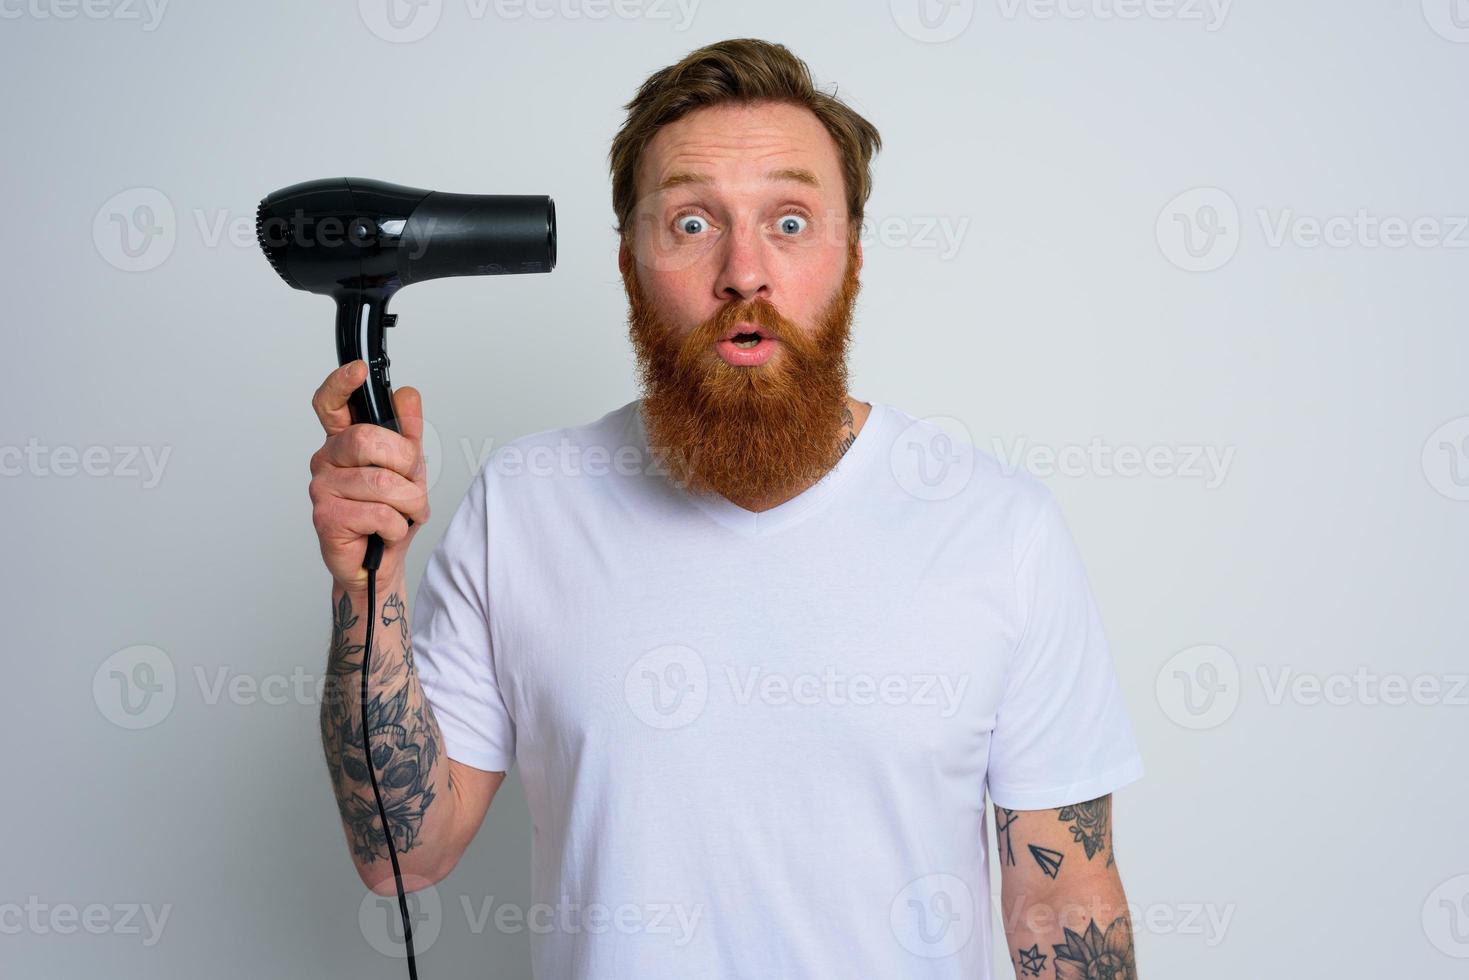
[[632, 399, 890, 537]]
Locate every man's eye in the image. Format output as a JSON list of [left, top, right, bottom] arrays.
[[777, 213, 809, 235], [675, 214, 708, 235]]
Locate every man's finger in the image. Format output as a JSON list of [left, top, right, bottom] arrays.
[[311, 360, 365, 436], [323, 423, 420, 478], [393, 385, 424, 447]]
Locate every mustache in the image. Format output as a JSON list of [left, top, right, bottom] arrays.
[[685, 296, 791, 347]]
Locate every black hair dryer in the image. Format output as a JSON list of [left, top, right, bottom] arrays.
[[256, 177, 556, 568]]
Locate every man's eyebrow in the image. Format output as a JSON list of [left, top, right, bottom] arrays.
[[655, 167, 822, 192]]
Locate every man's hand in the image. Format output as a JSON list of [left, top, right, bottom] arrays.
[[308, 360, 430, 596], [992, 795, 1137, 978]]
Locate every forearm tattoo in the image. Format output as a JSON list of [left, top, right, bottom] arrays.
[[996, 795, 1135, 978], [1048, 915, 1135, 979], [320, 590, 445, 863], [1013, 914, 1137, 980]]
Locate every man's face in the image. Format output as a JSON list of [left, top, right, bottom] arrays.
[[619, 100, 864, 505]]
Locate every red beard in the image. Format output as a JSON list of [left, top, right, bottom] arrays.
[[624, 238, 862, 505]]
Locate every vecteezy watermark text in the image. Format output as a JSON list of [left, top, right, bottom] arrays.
[[0, 897, 171, 946], [995, 0, 1231, 30], [993, 436, 1235, 488], [358, 880, 703, 958], [725, 666, 970, 718], [0, 0, 168, 30], [1158, 187, 1469, 272], [1, 439, 170, 488], [1157, 644, 1469, 730], [357, 0, 700, 43]]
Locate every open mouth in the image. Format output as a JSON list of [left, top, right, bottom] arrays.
[[715, 323, 778, 366]]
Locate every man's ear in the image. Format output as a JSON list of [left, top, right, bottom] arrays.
[[618, 236, 631, 278]]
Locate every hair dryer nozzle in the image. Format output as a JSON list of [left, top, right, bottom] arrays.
[[400, 191, 556, 285]]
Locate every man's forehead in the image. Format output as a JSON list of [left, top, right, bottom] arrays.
[[640, 104, 841, 197]]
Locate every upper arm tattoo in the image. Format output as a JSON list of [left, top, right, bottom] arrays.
[[1058, 796, 1114, 867], [991, 794, 1117, 880], [997, 807, 1020, 866]]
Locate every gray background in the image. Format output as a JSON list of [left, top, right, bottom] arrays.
[[4, 0, 1468, 976]]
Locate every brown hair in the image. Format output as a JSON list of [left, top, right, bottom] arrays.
[[609, 38, 882, 246]]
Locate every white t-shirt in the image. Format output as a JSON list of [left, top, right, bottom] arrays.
[[412, 397, 1143, 979]]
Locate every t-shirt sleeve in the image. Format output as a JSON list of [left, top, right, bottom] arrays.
[[410, 464, 516, 773], [985, 490, 1143, 811]]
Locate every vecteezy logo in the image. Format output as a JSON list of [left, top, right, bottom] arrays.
[[1421, 416, 1469, 502], [889, 0, 975, 43], [890, 873, 975, 958], [359, 0, 443, 43], [359, 875, 442, 957], [93, 188, 176, 273], [93, 645, 177, 729], [1156, 187, 1241, 272], [624, 644, 708, 729], [891, 416, 975, 501], [419, 416, 444, 491], [1156, 644, 1239, 730], [1422, 0, 1469, 43], [1422, 874, 1469, 958]]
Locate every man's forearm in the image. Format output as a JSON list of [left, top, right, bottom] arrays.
[[320, 576, 458, 893], [994, 797, 1138, 978], [998, 875, 1136, 978]]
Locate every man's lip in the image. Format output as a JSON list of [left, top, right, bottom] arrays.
[[719, 322, 776, 342]]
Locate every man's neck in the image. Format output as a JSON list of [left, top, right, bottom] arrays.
[[726, 396, 871, 513]]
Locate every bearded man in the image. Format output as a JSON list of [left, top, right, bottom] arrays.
[[309, 37, 1144, 980]]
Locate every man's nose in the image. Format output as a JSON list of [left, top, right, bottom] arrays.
[[714, 218, 771, 303]]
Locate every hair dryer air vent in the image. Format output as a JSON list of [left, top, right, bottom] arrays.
[[255, 200, 300, 289]]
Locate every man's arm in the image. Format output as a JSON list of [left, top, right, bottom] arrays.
[[992, 794, 1137, 978], [320, 576, 506, 895], [307, 362, 507, 894]]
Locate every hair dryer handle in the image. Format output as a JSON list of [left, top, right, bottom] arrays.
[[334, 293, 414, 572]]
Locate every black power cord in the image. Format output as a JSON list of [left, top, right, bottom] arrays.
[[361, 536, 419, 979]]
